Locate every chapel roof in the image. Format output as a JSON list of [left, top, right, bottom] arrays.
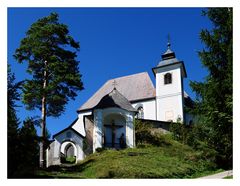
[[52, 118, 84, 139], [78, 72, 156, 112], [94, 88, 137, 112]]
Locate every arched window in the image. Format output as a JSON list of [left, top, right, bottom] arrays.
[[137, 106, 144, 119], [164, 73, 172, 84]]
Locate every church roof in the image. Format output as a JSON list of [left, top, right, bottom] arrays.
[[78, 72, 156, 112], [52, 118, 84, 139], [94, 88, 137, 112], [157, 57, 180, 68]]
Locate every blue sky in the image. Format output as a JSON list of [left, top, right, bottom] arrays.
[[8, 8, 213, 137]]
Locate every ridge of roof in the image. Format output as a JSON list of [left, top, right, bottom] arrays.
[[52, 118, 84, 139], [78, 72, 155, 112], [94, 88, 137, 112]]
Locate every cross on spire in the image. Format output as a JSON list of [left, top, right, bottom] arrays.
[[167, 34, 171, 49], [161, 34, 175, 60], [112, 79, 118, 89]]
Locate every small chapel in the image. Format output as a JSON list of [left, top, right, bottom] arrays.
[[46, 42, 194, 166]]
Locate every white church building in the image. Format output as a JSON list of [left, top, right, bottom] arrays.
[[46, 42, 194, 167]]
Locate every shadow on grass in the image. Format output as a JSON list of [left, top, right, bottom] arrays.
[[66, 158, 95, 172], [34, 158, 95, 178]]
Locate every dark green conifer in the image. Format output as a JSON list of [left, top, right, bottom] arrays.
[[14, 13, 84, 167], [190, 8, 232, 168], [7, 64, 22, 177]]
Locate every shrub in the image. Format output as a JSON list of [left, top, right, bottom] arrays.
[[134, 119, 171, 147], [170, 121, 218, 168], [135, 119, 155, 145], [95, 147, 105, 153]]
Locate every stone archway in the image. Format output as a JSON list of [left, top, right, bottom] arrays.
[[60, 141, 77, 164], [103, 113, 126, 149], [65, 143, 75, 157]]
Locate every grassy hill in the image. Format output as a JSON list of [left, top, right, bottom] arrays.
[[36, 134, 220, 178]]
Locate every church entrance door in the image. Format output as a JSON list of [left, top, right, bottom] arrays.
[[60, 141, 77, 164]]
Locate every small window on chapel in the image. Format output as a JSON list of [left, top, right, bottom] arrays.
[[164, 73, 172, 85]]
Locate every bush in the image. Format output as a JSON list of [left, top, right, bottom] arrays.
[[135, 120, 155, 145], [170, 121, 218, 168], [170, 122, 191, 143], [95, 147, 106, 153], [134, 120, 171, 147]]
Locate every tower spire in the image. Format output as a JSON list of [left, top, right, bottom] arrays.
[[161, 34, 175, 60]]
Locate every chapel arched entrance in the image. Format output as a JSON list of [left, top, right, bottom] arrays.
[[65, 143, 75, 157], [103, 113, 126, 149], [60, 141, 77, 164]]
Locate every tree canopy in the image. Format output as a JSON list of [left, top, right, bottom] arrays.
[[190, 8, 232, 168], [14, 12, 83, 117], [14, 12, 84, 167]]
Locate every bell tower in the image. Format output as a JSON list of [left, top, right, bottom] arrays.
[[152, 40, 187, 122]]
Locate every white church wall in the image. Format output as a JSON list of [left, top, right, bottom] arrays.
[[125, 112, 135, 147], [53, 129, 84, 163], [132, 99, 156, 120], [72, 110, 92, 137], [155, 64, 183, 97], [157, 95, 184, 122], [155, 64, 184, 122], [93, 109, 103, 152], [46, 141, 57, 167]]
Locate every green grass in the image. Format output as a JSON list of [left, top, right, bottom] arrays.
[[65, 156, 76, 163], [36, 134, 219, 178], [224, 175, 233, 179]]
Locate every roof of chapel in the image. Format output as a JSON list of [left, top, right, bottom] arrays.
[[94, 88, 137, 112]]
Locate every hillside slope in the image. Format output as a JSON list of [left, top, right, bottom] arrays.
[[37, 135, 218, 178]]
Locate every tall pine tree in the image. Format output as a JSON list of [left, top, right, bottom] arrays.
[[190, 8, 232, 168], [7, 64, 22, 177], [14, 13, 84, 168]]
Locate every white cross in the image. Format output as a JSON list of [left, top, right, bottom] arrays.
[[112, 80, 118, 89], [167, 34, 171, 49]]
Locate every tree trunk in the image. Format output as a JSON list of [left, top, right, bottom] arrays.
[[39, 61, 47, 168], [39, 96, 46, 168]]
